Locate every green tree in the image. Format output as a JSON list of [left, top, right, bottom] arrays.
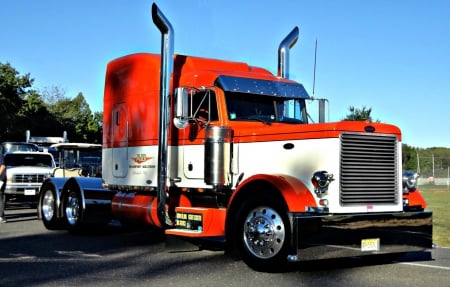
[[87, 111, 103, 144], [17, 90, 61, 138], [0, 63, 102, 143], [342, 106, 375, 122], [40, 85, 66, 106], [48, 92, 101, 142], [402, 144, 418, 172], [0, 62, 33, 140], [72, 92, 93, 141]]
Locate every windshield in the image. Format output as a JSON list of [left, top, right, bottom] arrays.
[[57, 149, 101, 168], [2, 142, 39, 154], [55, 148, 102, 177], [5, 154, 54, 168], [225, 92, 307, 124]]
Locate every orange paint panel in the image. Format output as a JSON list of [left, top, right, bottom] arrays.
[[103, 52, 316, 149], [230, 121, 401, 144], [201, 208, 226, 236], [103, 53, 161, 149], [103, 51, 402, 150], [173, 54, 274, 88], [403, 190, 428, 209], [172, 120, 402, 147], [188, 121, 400, 145], [111, 192, 162, 227], [178, 193, 192, 207], [232, 174, 317, 212], [166, 207, 226, 237]]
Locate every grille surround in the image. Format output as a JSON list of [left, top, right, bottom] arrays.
[[340, 133, 398, 206], [13, 174, 46, 183]]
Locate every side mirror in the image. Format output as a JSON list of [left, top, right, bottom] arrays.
[[173, 87, 189, 129]]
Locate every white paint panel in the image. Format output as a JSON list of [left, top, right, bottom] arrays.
[[235, 138, 338, 210], [103, 136, 403, 214], [183, 145, 205, 179], [103, 146, 159, 187]]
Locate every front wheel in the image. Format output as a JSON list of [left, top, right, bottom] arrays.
[[234, 195, 291, 272]]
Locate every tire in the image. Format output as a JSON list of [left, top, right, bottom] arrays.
[[234, 194, 291, 272], [39, 183, 64, 230], [63, 188, 84, 233]]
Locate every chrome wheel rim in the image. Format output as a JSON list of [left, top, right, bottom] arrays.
[[42, 189, 55, 222], [65, 192, 80, 226], [243, 206, 285, 259]]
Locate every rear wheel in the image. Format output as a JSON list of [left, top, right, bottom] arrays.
[[39, 183, 63, 230], [63, 188, 83, 232], [234, 194, 291, 272]]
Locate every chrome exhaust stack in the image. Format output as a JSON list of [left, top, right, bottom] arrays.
[[277, 27, 299, 79], [152, 3, 174, 227]]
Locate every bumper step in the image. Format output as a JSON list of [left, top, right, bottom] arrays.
[[165, 207, 226, 238]]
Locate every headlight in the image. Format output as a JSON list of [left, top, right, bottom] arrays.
[[402, 171, 418, 193], [311, 171, 334, 196]]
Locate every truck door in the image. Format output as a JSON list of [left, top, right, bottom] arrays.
[[112, 102, 128, 178], [183, 89, 219, 179]]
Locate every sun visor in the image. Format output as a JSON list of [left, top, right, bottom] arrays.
[[214, 75, 310, 99]]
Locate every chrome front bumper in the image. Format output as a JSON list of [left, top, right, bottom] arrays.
[[288, 210, 432, 262]]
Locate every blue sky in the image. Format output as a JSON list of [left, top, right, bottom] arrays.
[[1, 0, 449, 148]]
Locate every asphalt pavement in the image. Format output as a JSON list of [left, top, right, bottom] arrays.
[[1, 201, 449, 287]]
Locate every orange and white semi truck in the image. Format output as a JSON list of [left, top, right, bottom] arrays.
[[38, 3, 432, 271]]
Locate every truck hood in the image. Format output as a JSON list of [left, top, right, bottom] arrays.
[[228, 121, 402, 143]]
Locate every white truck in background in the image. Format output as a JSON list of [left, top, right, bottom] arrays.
[[4, 151, 55, 202]]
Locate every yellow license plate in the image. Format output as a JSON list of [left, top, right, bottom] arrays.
[[361, 238, 380, 252]]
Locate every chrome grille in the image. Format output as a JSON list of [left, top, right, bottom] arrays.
[[13, 174, 46, 183], [340, 133, 398, 205]]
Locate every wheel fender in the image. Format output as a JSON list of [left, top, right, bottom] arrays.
[[60, 178, 86, 220], [38, 177, 70, 220], [229, 174, 317, 213], [61, 177, 114, 226], [403, 189, 428, 209]]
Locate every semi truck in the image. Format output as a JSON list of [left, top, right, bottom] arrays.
[[37, 3, 432, 271]]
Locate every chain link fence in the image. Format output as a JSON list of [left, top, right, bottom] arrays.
[[408, 155, 450, 190]]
